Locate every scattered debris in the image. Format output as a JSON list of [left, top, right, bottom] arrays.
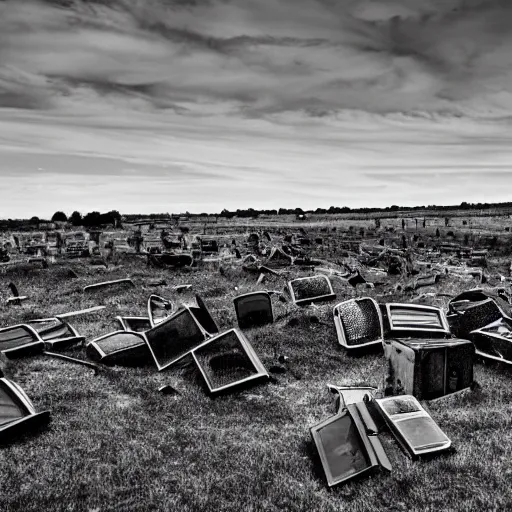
[[44, 352, 100, 372], [83, 278, 135, 293]]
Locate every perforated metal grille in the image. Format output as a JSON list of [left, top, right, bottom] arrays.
[[339, 300, 381, 346]]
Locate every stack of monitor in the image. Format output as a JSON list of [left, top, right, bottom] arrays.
[[333, 300, 475, 401]]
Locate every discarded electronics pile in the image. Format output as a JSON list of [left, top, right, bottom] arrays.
[[2, 245, 512, 488]]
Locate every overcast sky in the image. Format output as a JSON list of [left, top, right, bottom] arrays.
[[1, 0, 512, 218]]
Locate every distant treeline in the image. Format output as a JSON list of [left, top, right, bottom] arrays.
[[2, 201, 512, 228]]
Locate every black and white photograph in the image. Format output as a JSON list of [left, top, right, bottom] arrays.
[[1, 0, 512, 510]]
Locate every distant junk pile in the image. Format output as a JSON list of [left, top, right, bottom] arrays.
[[1, 219, 511, 487]]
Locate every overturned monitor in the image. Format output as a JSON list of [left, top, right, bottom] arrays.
[[192, 329, 268, 394], [310, 402, 391, 487], [374, 395, 451, 459], [386, 337, 474, 400], [234, 292, 273, 329], [0, 325, 45, 358], [28, 318, 83, 351], [333, 298, 383, 350], [144, 307, 210, 371], [148, 294, 176, 327], [0, 378, 50, 442], [382, 304, 450, 338], [288, 275, 336, 306], [116, 316, 152, 333], [86, 331, 151, 366]]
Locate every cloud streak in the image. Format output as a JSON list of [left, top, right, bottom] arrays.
[[1, 0, 512, 217]]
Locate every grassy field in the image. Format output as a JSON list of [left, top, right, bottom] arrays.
[[1, 225, 512, 511]]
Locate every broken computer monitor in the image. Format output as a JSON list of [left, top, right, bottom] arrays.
[[116, 316, 152, 333], [233, 292, 273, 329], [469, 318, 512, 364], [192, 329, 268, 394], [381, 304, 451, 339], [0, 325, 45, 358], [86, 331, 151, 366], [27, 318, 83, 351], [333, 298, 383, 350], [447, 290, 509, 339], [188, 295, 219, 335], [144, 306, 210, 371], [0, 377, 50, 442], [374, 395, 451, 459], [310, 402, 391, 487], [386, 337, 474, 400], [148, 294, 176, 327], [288, 275, 336, 306]]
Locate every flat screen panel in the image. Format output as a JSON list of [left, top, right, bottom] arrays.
[[192, 330, 264, 391], [145, 308, 207, 369], [317, 414, 371, 482], [394, 416, 450, 451]]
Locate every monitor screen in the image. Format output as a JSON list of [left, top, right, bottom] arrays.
[[193, 330, 261, 390], [145, 308, 207, 369], [394, 416, 450, 452], [235, 293, 273, 329], [316, 413, 371, 482]]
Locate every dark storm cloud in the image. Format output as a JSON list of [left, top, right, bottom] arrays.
[[0, 0, 511, 116]]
